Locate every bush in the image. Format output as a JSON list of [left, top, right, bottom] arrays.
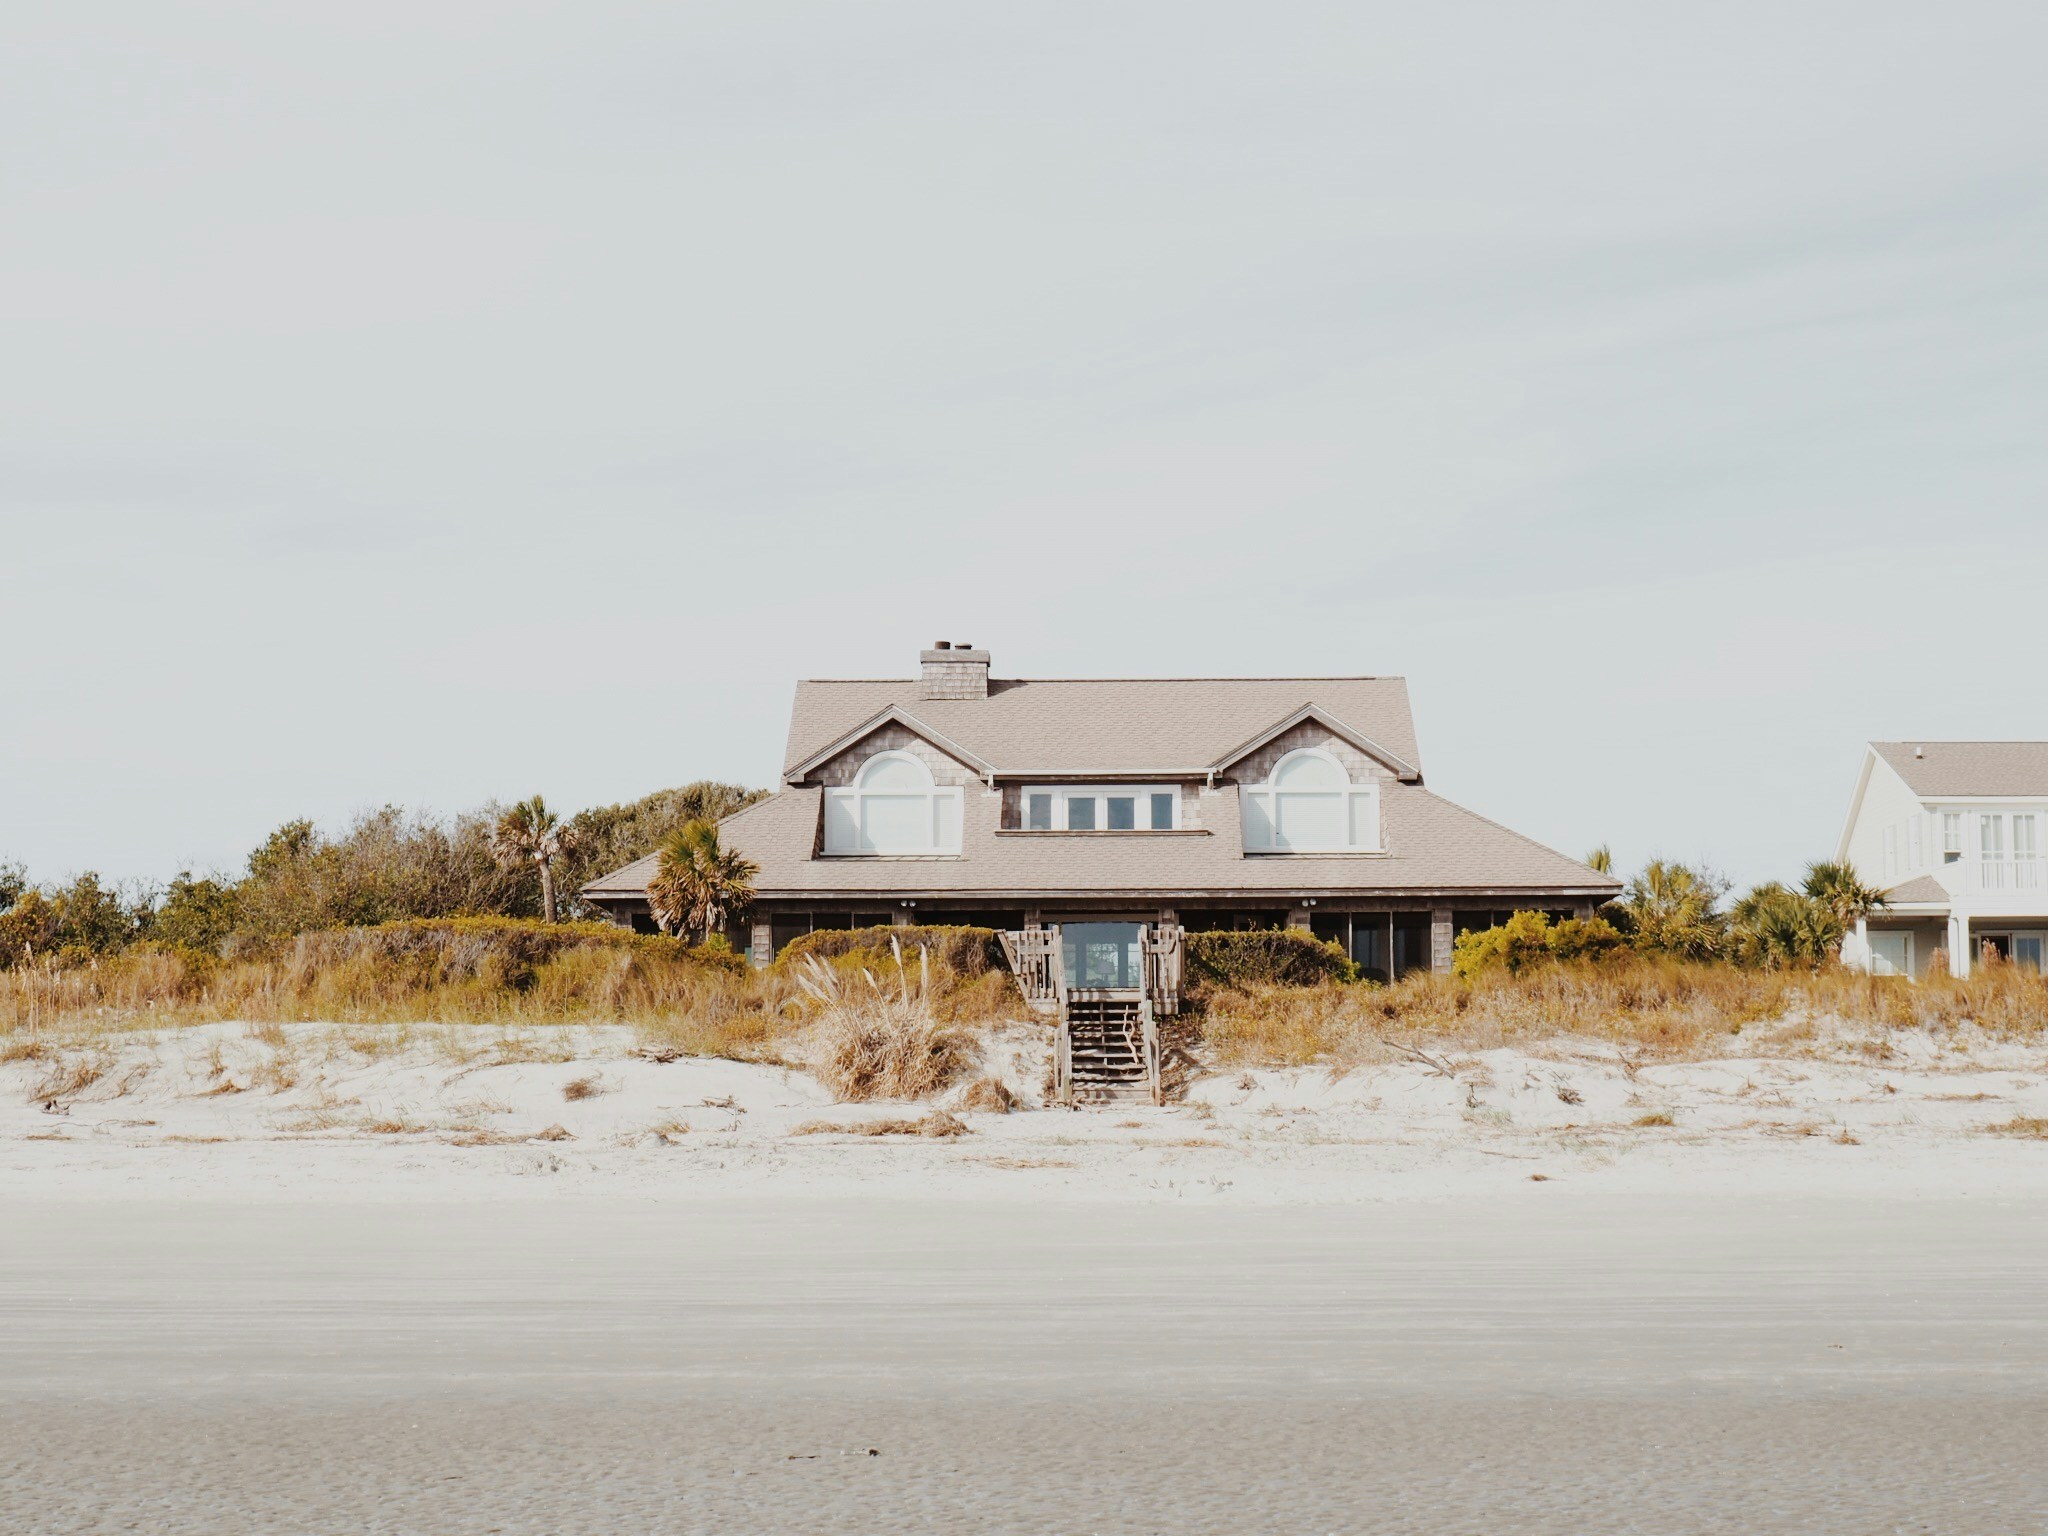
[[778, 925, 1005, 977], [1184, 928, 1357, 995], [1452, 911, 1626, 978]]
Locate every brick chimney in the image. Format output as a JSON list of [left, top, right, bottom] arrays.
[[919, 641, 990, 700]]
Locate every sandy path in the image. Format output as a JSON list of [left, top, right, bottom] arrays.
[[4, 1193, 2046, 1533]]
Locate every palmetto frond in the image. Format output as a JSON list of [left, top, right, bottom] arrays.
[[646, 818, 758, 942]]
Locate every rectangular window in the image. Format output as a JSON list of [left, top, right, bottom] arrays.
[[1982, 815, 2005, 860], [1018, 785, 1177, 831], [2015, 815, 2037, 859], [1868, 931, 1912, 978], [1943, 813, 1963, 861]]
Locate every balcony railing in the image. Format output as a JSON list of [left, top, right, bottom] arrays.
[[1968, 858, 2047, 894]]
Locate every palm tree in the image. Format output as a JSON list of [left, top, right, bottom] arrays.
[[1730, 881, 1840, 969], [646, 819, 758, 944], [490, 795, 581, 922], [1619, 858, 1728, 959], [1585, 844, 1613, 874], [1801, 860, 1887, 928]]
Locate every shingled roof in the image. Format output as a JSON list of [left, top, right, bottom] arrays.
[[782, 676, 1423, 781], [1873, 742, 2048, 798], [584, 780, 1615, 901]]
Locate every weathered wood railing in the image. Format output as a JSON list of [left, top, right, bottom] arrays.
[[1000, 925, 1062, 1013], [1142, 924, 1184, 1017]]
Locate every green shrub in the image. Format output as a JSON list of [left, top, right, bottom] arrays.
[[777, 925, 1005, 977], [1184, 928, 1357, 995], [1452, 910, 1625, 978]]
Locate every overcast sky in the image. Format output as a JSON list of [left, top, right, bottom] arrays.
[[4, 2, 2045, 893]]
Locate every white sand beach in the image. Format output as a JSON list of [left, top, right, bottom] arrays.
[[7, 1023, 2048, 1533], [5, 1019, 2048, 1205]]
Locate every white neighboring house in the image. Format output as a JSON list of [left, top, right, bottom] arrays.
[[1836, 742, 2048, 978]]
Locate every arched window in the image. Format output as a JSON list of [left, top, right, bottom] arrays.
[[1240, 748, 1381, 853], [823, 750, 964, 855]]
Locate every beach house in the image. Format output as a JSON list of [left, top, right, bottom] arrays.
[[1836, 742, 2048, 977], [583, 644, 1619, 980]]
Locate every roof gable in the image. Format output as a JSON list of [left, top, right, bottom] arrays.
[[783, 676, 1422, 781], [1208, 703, 1421, 782], [783, 705, 992, 783]]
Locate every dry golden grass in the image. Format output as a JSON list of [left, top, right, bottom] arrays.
[[1196, 959, 2048, 1070], [955, 1076, 1016, 1113], [29, 1049, 112, 1103], [790, 1110, 970, 1138], [794, 951, 977, 1103], [1633, 1111, 1676, 1128], [561, 1074, 605, 1102], [1987, 1116, 2048, 1140]]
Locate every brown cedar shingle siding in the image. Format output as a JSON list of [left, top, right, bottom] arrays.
[[783, 677, 1422, 781], [1873, 742, 2048, 798]]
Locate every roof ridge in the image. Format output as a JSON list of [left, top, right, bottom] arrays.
[[1875, 739, 2048, 746]]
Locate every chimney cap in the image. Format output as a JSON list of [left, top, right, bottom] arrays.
[[1915, 744, 1925, 758], [933, 639, 951, 650]]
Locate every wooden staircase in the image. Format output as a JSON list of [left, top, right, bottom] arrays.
[[1065, 994, 1154, 1106], [1000, 924, 1181, 1109]]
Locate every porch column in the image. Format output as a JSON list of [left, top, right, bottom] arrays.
[[749, 919, 773, 968], [1430, 909, 1454, 975], [1948, 913, 1971, 978], [892, 905, 918, 928], [1286, 906, 1313, 931], [1852, 915, 1869, 972], [1574, 902, 1595, 922]]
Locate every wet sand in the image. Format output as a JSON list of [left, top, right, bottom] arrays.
[[4, 1193, 2046, 1532]]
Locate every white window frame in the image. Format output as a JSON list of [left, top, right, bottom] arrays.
[[1020, 785, 1178, 832], [1942, 812, 1963, 862], [823, 750, 963, 855], [1240, 747, 1383, 854]]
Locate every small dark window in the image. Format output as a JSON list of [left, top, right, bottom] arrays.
[[1150, 792, 1174, 829], [1107, 796, 1136, 830], [1027, 793, 1052, 830], [1067, 797, 1097, 830]]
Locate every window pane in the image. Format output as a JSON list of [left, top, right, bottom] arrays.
[[1982, 815, 2005, 858], [824, 792, 859, 853], [1107, 796, 1136, 830], [1275, 792, 1344, 849], [859, 754, 929, 790], [1150, 792, 1174, 830], [1349, 791, 1375, 849], [862, 795, 928, 851], [1868, 932, 1910, 977], [1944, 813, 1962, 853], [1274, 752, 1344, 789], [1027, 793, 1052, 831], [2015, 816, 2037, 859], [1241, 791, 1273, 849], [1066, 796, 1097, 831], [934, 792, 961, 851]]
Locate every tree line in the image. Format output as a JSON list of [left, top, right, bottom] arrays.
[[0, 780, 765, 966]]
